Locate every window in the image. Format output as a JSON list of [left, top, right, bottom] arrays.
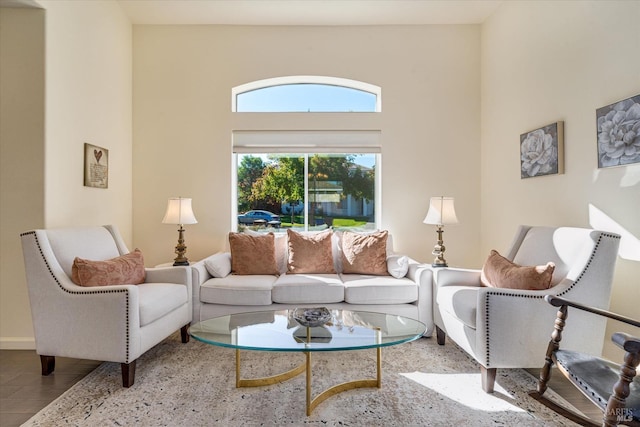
[[236, 153, 377, 232], [232, 76, 382, 232], [232, 76, 381, 112]]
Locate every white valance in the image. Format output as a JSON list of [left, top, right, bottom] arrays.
[[232, 130, 381, 154]]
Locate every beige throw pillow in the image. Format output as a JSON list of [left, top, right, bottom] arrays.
[[481, 249, 555, 290], [341, 230, 389, 276], [229, 232, 279, 275], [71, 249, 146, 287], [287, 229, 336, 274]]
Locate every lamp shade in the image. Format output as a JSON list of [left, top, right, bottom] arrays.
[[423, 196, 458, 226], [162, 197, 197, 225]]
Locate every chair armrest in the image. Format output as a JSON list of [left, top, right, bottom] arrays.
[[145, 266, 191, 286], [612, 332, 640, 353], [545, 295, 640, 327], [434, 267, 482, 288]]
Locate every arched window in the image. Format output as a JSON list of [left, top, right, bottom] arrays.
[[231, 76, 382, 232], [232, 76, 381, 112]]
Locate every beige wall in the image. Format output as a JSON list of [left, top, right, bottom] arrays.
[[0, 7, 45, 348], [481, 0, 640, 359], [0, 1, 132, 348], [132, 25, 482, 269], [3, 1, 637, 355], [42, 0, 133, 233]]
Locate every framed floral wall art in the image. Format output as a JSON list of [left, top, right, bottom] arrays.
[[83, 143, 108, 188], [596, 94, 640, 168], [520, 121, 564, 179]]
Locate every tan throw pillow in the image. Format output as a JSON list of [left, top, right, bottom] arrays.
[[229, 232, 279, 275], [341, 230, 389, 276], [287, 229, 336, 274], [480, 249, 555, 290], [71, 249, 146, 287]]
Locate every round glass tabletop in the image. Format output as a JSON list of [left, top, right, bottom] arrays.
[[189, 308, 426, 352]]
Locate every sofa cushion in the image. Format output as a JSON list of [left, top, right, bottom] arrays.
[[229, 232, 279, 275], [137, 283, 188, 326], [200, 275, 276, 306], [340, 230, 389, 275], [71, 249, 145, 287], [342, 274, 417, 304], [204, 252, 232, 278], [287, 229, 336, 274], [272, 274, 344, 304], [436, 285, 478, 329], [481, 249, 555, 290]]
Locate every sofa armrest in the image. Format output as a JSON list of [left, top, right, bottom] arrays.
[[406, 260, 434, 336]]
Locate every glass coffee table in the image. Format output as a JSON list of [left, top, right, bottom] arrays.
[[189, 308, 426, 415]]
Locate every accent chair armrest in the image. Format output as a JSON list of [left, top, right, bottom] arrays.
[[433, 267, 482, 288], [145, 266, 191, 286]]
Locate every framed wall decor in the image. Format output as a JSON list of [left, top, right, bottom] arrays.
[[596, 94, 640, 168], [520, 121, 564, 179], [83, 143, 108, 188]]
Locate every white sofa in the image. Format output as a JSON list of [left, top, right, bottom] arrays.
[[190, 231, 434, 335]]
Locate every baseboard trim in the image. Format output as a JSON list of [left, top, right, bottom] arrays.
[[0, 336, 36, 350]]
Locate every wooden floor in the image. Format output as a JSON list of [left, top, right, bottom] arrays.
[[0, 350, 601, 427]]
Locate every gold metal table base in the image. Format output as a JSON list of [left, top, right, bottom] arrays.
[[235, 346, 382, 416]]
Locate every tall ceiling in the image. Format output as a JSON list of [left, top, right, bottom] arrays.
[[117, 0, 504, 25]]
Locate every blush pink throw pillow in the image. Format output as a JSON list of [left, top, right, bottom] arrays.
[[229, 232, 279, 275], [341, 230, 390, 276], [71, 249, 146, 287], [287, 229, 336, 274], [480, 249, 555, 290]]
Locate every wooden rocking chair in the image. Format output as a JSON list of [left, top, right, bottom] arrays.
[[530, 295, 639, 427]]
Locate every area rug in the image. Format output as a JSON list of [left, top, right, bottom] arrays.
[[23, 333, 581, 426]]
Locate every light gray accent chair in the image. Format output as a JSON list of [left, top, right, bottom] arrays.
[[20, 225, 192, 387], [433, 225, 621, 393]]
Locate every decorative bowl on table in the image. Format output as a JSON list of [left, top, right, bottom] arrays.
[[293, 307, 331, 327]]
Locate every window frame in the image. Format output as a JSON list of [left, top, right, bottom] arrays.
[[231, 76, 382, 113], [232, 151, 381, 232]]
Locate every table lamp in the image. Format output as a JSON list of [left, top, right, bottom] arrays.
[[423, 196, 458, 267], [162, 197, 197, 266]]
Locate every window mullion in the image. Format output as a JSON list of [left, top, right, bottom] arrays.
[[304, 154, 309, 231]]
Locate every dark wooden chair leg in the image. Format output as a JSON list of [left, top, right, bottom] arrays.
[[121, 360, 136, 387], [40, 355, 55, 376], [181, 323, 190, 343], [537, 304, 568, 395], [481, 366, 496, 393], [604, 341, 640, 426], [435, 326, 446, 345]]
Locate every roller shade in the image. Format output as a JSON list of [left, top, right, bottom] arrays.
[[232, 130, 381, 153]]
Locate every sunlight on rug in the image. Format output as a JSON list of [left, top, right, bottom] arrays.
[[401, 372, 525, 413]]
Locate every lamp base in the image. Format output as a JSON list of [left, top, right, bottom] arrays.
[[431, 225, 448, 268], [173, 260, 189, 266]]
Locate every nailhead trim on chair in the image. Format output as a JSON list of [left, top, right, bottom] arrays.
[[484, 232, 621, 367], [557, 358, 607, 406], [20, 231, 132, 364]]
